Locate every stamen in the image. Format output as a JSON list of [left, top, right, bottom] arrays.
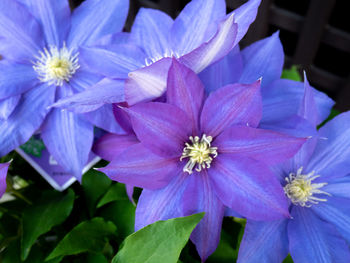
[[284, 167, 330, 207], [33, 43, 80, 86], [180, 134, 218, 174]]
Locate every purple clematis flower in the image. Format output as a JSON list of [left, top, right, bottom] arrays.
[[0, 0, 128, 180], [238, 77, 350, 263], [0, 161, 10, 198], [51, 0, 262, 112], [97, 59, 306, 261]]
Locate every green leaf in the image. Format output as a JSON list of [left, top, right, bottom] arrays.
[[20, 137, 46, 157], [82, 170, 111, 216], [112, 213, 204, 263], [283, 254, 294, 263], [46, 217, 117, 261], [97, 183, 128, 208], [86, 253, 108, 263], [281, 66, 302, 81], [21, 189, 75, 260]]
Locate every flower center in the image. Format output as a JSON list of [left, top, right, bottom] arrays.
[[33, 43, 80, 86], [180, 134, 218, 174], [283, 167, 330, 207]]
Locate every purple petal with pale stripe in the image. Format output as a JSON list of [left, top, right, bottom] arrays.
[[93, 133, 138, 161], [298, 73, 319, 126], [209, 155, 289, 220], [167, 59, 204, 134], [171, 0, 226, 56], [41, 85, 94, 181], [214, 126, 306, 165], [131, 8, 173, 58], [0, 95, 21, 120], [288, 206, 350, 263], [200, 80, 262, 138], [125, 58, 172, 105], [238, 219, 289, 263], [0, 84, 55, 156], [112, 103, 133, 134], [0, 162, 10, 198], [0, 0, 43, 61], [135, 172, 189, 230], [125, 102, 191, 157], [180, 14, 237, 73], [240, 31, 283, 87], [0, 61, 39, 100], [99, 143, 179, 190], [67, 0, 129, 47], [183, 171, 225, 262]]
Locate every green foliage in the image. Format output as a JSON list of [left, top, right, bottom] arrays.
[[281, 66, 302, 81], [97, 183, 129, 208], [20, 137, 46, 157], [112, 213, 204, 263], [46, 217, 117, 260]]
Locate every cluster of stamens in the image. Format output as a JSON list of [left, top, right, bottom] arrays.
[[33, 43, 80, 86], [283, 167, 330, 207], [180, 134, 218, 174]]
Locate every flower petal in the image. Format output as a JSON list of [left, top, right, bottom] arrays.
[[180, 14, 238, 73], [166, 59, 205, 134], [312, 196, 350, 244], [0, 95, 21, 120], [100, 143, 180, 190], [183, 171, 225, 262], [0, 162, 11, 198], [210, 155, 289, 220], [261, 79, 334, 125], [93, 133, 138, 161], [214, 126, 306, 165], [135, 171, 189, 230], [0, 84, 55, 156], [125, 102, 191, 157], [322, 176, 350, 199], [307, 112, 350, 180], [79, 45, 146, 79], [200, 80, 262, 138], [131, 8, 173, 58], [125, 58, 172, 105], [0, 0, 43, 61], [288, 206, 350, 263], [237, 219, 289, 263], [20, 0, 70, 46], [41, 85, 94, 181], [231, 0, 261, 46], [199, 46, 243, 94], [240, 32, 283, 87], [0, 61, 39, 100], [52, 78, 125, 113], [67, 0, 129, 47], [171, 0, 226, 55]]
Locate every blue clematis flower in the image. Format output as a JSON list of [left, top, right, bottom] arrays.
[[51, 0, 262, 112], [0, 161, 10, 198], [96, 59, 307, 261], [0, 0, 128, 180], [237, 77, 350, 263]]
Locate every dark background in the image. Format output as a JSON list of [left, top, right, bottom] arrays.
[[71, 0, 350, 111]]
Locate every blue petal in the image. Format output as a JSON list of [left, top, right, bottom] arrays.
[[0, 0, 44, 61], [183, 171, 225, 262], [0, 84, 55, 156], [41, 85, 94, 181], [288, 206, 350, 263], [18, 0, 70, 46], [312, 196, 350, 244], [0, 61, 39, 100], [199, 46, 243, 94], [131, 8, 173, 59], [171, 0, 226, 56], [135, 172, 190, 230], [0, 95, 21, 120], [238, 219, 289, 263], [0, 162, 11, 198], [67, 0, 129, 47], [261, 79, 334, 125], [307, 112, 350, 180], [322, 176, 350, 199], [231, 0, 261, 46], [240, 32, 283, 87]]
